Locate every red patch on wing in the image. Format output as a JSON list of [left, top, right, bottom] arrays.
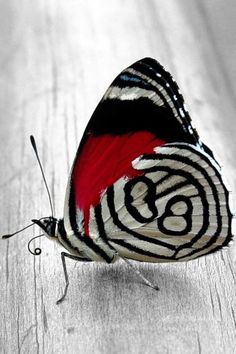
[[72, 132, 164, 235]]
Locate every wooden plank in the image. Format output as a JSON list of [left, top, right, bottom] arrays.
[[0, 1, 235, 353]]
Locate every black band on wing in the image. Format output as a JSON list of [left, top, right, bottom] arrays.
[[110, 238, 174, 261], [79, 235, 114, 263], [87, 98, 193, 143]]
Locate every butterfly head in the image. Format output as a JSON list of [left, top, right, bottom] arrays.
[[32, 217, 58, 239]]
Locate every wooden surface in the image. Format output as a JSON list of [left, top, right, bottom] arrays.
[[0, 1, 236, 353]]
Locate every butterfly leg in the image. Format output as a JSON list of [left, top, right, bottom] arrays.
[[119, 255, 159, 291], [57, 252, 91, 305]]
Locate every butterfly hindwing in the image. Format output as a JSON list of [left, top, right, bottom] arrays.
[[93, 143, 232, 262]]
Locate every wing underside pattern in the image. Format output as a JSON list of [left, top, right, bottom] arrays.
[[62, 58, 232, 262]]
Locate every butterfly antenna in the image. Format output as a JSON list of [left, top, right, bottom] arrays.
[[1, 217, 47, 239], [2, 222, 35, 239], [30, 135, 54, 218]]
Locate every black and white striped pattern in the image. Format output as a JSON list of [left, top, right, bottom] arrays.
[[88, 144, 232, 262]]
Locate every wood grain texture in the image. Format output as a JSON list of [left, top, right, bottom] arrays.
[[0, 1, 236, 353]]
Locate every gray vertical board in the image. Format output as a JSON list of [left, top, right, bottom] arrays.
[[0, 1, 235, 353]]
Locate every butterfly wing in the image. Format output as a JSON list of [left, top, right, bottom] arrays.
[[63, 58, 232, 262]]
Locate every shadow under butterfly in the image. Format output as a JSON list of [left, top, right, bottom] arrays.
[[2, 58, 234, 304]]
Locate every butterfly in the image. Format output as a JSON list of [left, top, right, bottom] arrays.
[[2, 58, 233, 304]]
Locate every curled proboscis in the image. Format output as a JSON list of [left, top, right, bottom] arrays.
[[27, 234, 44, 256]]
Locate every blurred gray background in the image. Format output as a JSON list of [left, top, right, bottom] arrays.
[[0, 1, 236, 353]]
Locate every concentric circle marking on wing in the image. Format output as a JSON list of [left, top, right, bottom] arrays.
[[102, 166, 209, 260], [124, 175, 158, 223], [101, 143, 231, 261]]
